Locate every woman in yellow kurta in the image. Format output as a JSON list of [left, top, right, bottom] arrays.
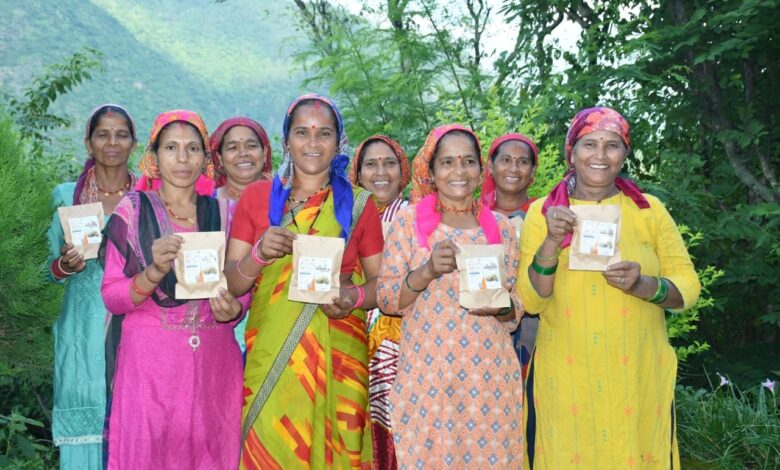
[[519, 107, 700, 469]]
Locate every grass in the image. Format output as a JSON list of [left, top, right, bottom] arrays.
[[676, 377, 780, 469]]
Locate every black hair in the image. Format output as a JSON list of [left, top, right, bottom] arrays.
[[287, 98, 339, 136], [88, 105, 136, 141], [357, 138, 398, 173], [490, 139, 537, 167], [429, 129, 482, 174], [151, 121, 204, 152]]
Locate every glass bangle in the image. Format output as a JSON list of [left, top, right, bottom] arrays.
[[534, 248, 561, 262], [404, 271, 426, 293], [531, 259, 558, 276]]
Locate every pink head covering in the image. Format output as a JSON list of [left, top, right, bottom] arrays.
[[208, 117, 272, 188], [135, 110, 215, 196], [410, 124, 501, 250], [480, 133, 539, 210], [542, 106, 650, 248]]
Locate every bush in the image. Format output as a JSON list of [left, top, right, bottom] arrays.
[[0, 116, 61, 422]]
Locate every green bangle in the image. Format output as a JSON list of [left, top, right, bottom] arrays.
[[404, 271, 426, 293], [531, 259, 558, 276], [534, 248, 561, 262], [647, 277, 669, 304]]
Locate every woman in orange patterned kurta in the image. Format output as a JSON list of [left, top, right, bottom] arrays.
[[376, 125, 524, 469]]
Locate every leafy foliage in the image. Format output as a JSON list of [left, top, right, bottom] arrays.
[[0, 412, 55, 469]]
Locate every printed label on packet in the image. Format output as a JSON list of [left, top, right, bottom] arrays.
[[183, 249, 220, 284], [68, 216, 102, 247], [466, 257, 502, 291], [298, 257, 333, 292], [579, 220, 617, 257]]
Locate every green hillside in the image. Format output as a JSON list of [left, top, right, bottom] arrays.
[[0, 0, 309, 154]]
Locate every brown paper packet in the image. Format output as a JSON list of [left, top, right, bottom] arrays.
[[289, 234, 345, 304], [455, 243, 511, 309], [569, 204, 621, 271], [58, 202, 105, 260], [173, 231, 227, 299]]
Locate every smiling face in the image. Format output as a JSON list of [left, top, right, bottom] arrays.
[[154, 122, 206, 190], [85, 113, 136, 170], [570, 129, 628, 192], [358, 140, 402, 205], [221, 125, 265, 186], [489, 139, 536, 197], [431, 131, 481, 206], [286, 102, 339, 179]]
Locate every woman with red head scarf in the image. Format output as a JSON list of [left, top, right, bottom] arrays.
[[209, 117, 273, 354], [99, 110, 249, 469], [349, 134, 411, 469], [377, 124, 524, 468], [209, 116, 273, 201], [519, 107, 700, 469], [481, 133, 540, 380]]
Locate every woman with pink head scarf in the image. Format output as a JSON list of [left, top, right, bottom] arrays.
[[519, 107, 701, 469], [377, 124, 524, 468]]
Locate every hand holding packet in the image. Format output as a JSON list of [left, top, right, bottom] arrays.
[[289, 234, 345, 304], [58, 202, 105, 259], [173, 231, 227, 299], [568, 204, 621, 271], [455, 243, 511, 309]]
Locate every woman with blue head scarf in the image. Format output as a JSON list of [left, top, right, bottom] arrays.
[[226, 93, 383, 468]]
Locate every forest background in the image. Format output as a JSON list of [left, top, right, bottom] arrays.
[[1, 0, 778, 468]]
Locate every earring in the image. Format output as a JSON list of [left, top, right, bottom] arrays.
[[148, 158, 160, 178]]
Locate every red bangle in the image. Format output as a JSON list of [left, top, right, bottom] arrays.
[[349, 285, 365, 309], [250, 236, 274, 266], [131, 273, 155, 297], [51, 257, 72, 279]]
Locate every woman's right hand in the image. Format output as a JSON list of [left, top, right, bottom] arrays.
[[150, 234, 183, 276], [544, 206, 577, 245], [425, 239, 459, 277], [59, 243, 86, 273], [259, 227, 297, 260]]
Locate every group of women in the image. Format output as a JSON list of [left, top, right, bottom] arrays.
[[48, 95, 700, 470]]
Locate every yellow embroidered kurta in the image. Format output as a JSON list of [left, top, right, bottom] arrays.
[[519, 192, 700, 469]]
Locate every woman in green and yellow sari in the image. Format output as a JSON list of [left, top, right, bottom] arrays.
[[226, 93, 383, 469]]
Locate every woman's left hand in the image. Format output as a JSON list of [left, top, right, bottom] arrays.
[[468, 282, 515, 321], [603, 261, 642, 292], [321, 287, 357, 320], [209, 288, 243, 322]]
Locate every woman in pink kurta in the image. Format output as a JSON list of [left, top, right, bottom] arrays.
[[100, 111, 248, 469], [376, 124, 524, 468]]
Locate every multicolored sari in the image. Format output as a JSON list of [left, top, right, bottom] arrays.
[[241, 187, 373, 470]]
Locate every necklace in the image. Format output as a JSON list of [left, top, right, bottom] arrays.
[[287, 184, 329, 205], [97, 174, 132, 197], [162, 197, 196, 225], [437, 199, 478, 214], [224, 183, 243, 200]]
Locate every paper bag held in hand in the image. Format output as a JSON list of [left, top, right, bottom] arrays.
[[455, 243, 511, 309], [174, 231, 227, 299], [568, 204, 621, 271], [289, 234, 345, 304], [58, 202, 105, 260]]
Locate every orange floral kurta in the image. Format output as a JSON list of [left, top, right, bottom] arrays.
[[377, 207, 524, 468]]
